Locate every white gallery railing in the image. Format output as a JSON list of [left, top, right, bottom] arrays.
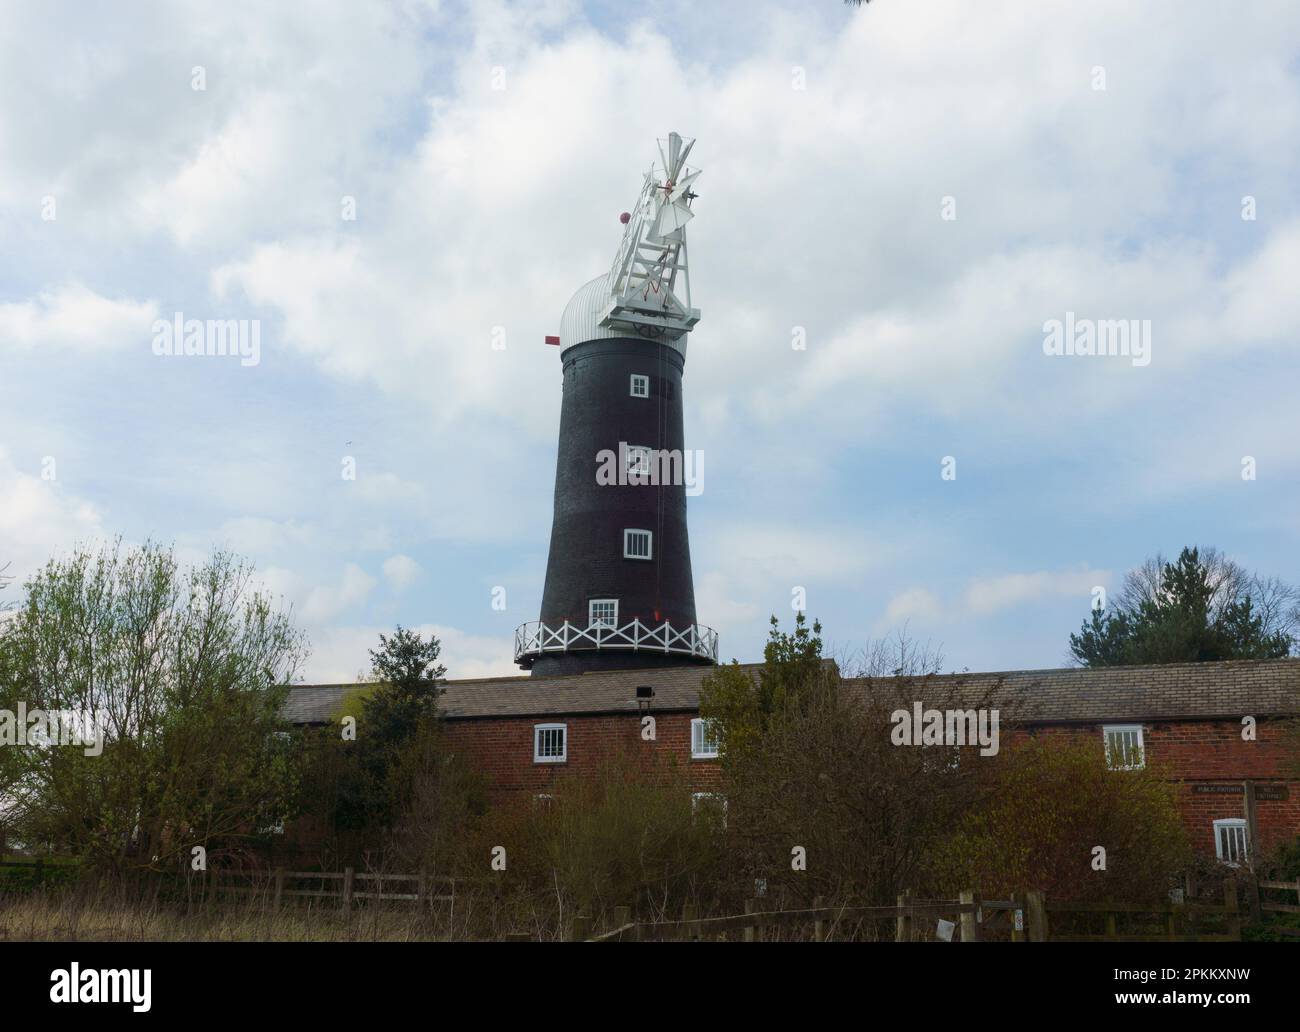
[[514, 618, 718, 664]]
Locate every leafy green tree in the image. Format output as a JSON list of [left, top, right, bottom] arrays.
[[0, 540, 305, 873], [1071, 547, 1297, 666], [328, 626, 445, 839], [698, 612, 831, 758], [362, 626, 446, 746]]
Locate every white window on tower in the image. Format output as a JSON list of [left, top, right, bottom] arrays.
[[623, 528, 653, 560], [630, 374, 650, 398], [1102, 724, 1145, 770], [625, 445, 653, 480], [589, 598, 619, 627], [534, 723, 567, 764], [691, 718, 720, 759], [1213, 818, 1249, 866]]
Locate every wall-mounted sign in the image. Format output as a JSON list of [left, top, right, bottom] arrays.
[[1191, 783, 1289, 800]]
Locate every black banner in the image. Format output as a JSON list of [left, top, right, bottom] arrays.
[[0, 941, 1290, 1017]]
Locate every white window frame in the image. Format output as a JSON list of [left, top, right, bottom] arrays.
[[691, 717, 720, 759], [1102, 724, 1145, 770], [623, 528, 653, 560], [630, 374, 649, 398], [589, 598, 619, 628], [1213, 818, 1249, 866], [625, 444, 653, 479], [534, 723, 567, 764]]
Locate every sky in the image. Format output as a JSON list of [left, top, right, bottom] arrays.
[[2, 0, 1299, 683]]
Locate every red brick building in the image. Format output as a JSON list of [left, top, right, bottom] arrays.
[[283, 656, 1300, 865]]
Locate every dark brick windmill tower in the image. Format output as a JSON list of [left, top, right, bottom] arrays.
[[516, 132, 717, 676]]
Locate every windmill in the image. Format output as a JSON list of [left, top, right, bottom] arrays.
[[517, 131, 716, 676]]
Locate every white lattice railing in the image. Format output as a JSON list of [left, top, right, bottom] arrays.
[[514, 618, 718, 665]]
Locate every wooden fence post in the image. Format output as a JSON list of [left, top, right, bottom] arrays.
[[812, 895, 826, 942], [569, 914, 592, 942], [1223, 876, 1241, 942], [895, 891, 913, 942], [1245, 873, 1261, 924], [1010, 892, 1024, 943], [1243, 781, 1259, 875], [342, 866, 354, 913], [1025, 890, 1048, 942], [744, 898, 759, 942], [273, 868, 284, 910], [959, 889, 980, 942], [682, 903, 699, 942]]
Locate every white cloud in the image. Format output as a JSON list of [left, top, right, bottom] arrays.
[[0, 448, 108, 587], [302, 622, 517, 684], [879, 587, 943, 629], [0, 284, 157, 354], [284, 563, 378, 624], [382, 554, 422, 591], [963, 567, 1110, 617]]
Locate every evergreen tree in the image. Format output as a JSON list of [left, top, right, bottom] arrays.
[[1070, 547, 1296, 666], [332, 626, 445, 834]]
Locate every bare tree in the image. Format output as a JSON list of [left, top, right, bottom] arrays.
[[1117, 547, 1300, 643]]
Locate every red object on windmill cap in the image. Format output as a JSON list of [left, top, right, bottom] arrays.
[[544, 335, 560, 346], [619, 211, 631, 224]]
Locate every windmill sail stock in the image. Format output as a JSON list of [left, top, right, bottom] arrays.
[[603, 131, 702, 343]]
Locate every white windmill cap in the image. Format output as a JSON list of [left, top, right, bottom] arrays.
[[557, 272, 688, 354]]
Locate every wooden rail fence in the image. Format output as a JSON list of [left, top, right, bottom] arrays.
[[206, 868, 463, 910], [1255, 877, 1300, 938], [579, 892, 987, 942], [0, 858, 1262, 941], [565, 877, 1243, 943], [1044, 878, 1240, 942]]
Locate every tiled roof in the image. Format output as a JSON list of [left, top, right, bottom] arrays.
[[282, 662, 765, 724], [281, 657, 1300, 725], [843, 658, 1300, 723]]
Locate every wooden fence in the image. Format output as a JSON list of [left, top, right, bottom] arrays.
[[0, 858, 78, 890], [0, 858, 1263, 941], [206, 868, 464, 910], [568, 878, 1242, 943], [579, 893, 981, 943], [1254, 877, 1300, 938], [1044, 878, 1240, 942]]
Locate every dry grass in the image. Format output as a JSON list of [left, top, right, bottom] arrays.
[[0, 892, 487, 942]]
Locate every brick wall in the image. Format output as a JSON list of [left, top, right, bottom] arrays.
[[442, 710, 722, 798], [446, 711, 1299, 860], [1019, 718, 1300, 858]]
